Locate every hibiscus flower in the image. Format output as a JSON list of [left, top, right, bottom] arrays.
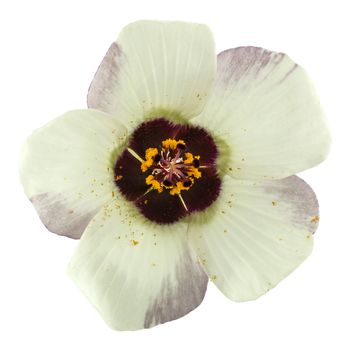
[[20, 20, 330, 330]]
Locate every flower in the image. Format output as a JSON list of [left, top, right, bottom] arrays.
[[20, 20, 330, 331]]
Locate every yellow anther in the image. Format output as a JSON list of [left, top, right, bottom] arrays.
[[162, 139, 186, 150], [145, 175, 163, 193], [184, 152, 194, 164], [169, 181, 191, 195], [162, 139, 177, 150], [187, 166, 202, 179], [145, 148, 158, 160], [141, 148, 158, 172], [145, 175, 155, 185], [141, 159, 153, 172], [142, 139, 201, 196], [177, 140, 186, 147]]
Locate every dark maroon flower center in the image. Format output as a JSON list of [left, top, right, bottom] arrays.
[[114, 118, 221, 224]]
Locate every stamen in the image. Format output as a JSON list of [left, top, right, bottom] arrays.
[[141, 139, 202, 197], [114, 119, 221, 224], [184, 152, 194, 164]]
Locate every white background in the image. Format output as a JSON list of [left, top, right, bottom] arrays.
[[1, 0, 349, 349]]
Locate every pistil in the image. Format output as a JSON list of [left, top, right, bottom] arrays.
[[140, 139, 201, 196], [113, 118, 221, 224]]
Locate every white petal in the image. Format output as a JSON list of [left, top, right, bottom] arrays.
[[192, 47, 330, 180], [188, 175, 318, 301], [68, 197, 208, 330], [88, 20, 216, 128], [20, 109, 128, 239]]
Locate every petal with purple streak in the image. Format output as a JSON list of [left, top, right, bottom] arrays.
[[192, 46, 331, 180], [114, 150, 149, 201], [188, 175, 318, 301], [88, 21, 216, 128], [68, 198, 208, 330], [20, 109, 128, 239]]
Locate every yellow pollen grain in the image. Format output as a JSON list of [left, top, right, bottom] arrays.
[[115, 175, 123, 181], [131, 240, 139, 246], [272, 201, 276, 206], [311, 215, 320, 223]]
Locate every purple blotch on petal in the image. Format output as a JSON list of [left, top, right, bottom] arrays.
[[114, 150, 149, 201], [176, 124, 218, 166], [114, 118, 222, 224], [87, 42, 125, 114], [144, 248, 208, 328], [30, 193, 95, 239], [182, 168, 221, 213], [217, 46, 286, 87], [135, 190, 187, 224], [128, 118, 181, 155], [264, 175, 319, 233]]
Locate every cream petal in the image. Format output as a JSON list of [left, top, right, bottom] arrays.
[[20, 109, 128, 239], [88, 20, 216, 128], [192, 47, 330, 180], [188, 175, 318, 301], [68, 197, 208, 330]]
